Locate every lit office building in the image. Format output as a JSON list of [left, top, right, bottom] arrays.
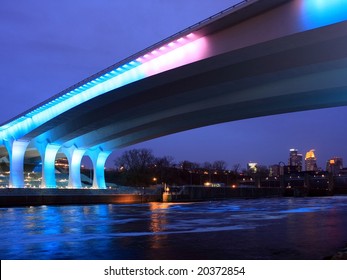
[[247, 162, 258, 173], [288, 148, 303, 171], [305, 149, 318, 171], [326, 157, 343, 175]]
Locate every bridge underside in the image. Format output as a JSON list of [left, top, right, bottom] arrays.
[[25, 20, 347, 148]]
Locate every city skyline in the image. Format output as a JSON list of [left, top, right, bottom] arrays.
[[112, 145, 346, 173], [1, 0, 347, 170]]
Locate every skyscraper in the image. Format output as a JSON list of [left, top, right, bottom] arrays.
[[326, 157, 343, 174], [288, 148, 303, 171], [305, 149, 317, 171]]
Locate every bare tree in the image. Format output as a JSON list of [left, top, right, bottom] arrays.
[[116, 149, 154, 170], [213, 160, 227, 172], [154, 156, 175, 184], [155, 156, 174, 169], [232, 163, 241, 174], [115, 148, 155, 186], [203, 161, 212, 171]]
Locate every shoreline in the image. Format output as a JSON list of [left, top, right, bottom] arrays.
[[0, 188, 161, 207], [0, 186, 284, 207]]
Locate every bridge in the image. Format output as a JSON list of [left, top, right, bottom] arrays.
[[1, 0, 347, 189]]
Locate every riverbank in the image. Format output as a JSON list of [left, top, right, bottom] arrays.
[[0, 188, 161, 207], [163, 185, 284, 202], [0, 186, 284, 207]]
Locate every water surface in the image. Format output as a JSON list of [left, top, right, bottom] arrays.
[[1, 196, 347, 259]]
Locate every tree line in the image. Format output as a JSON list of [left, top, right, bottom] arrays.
[[112, 148, 242, 187]]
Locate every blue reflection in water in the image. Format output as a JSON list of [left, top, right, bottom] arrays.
[[1, 196, 347, 259]]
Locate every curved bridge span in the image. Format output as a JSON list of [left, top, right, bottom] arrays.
[[1, 0, 347, 188]]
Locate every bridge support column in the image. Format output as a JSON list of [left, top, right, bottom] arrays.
[[36, 143, 60, 188], [63, 147, 85, 188], [5, 140, 30, 188], [88, 150, 111, 189]]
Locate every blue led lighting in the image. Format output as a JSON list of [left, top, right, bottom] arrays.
[[0, 32, 200, 142], [301, 0, 347, 29], [0, 59, 144, 140]]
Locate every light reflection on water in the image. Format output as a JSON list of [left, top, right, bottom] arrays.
[[1, 196, 347, 259]]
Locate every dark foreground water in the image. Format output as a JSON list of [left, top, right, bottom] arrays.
[[1, 196, 347, 260]]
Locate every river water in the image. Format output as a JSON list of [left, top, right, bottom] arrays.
[[1, 196, 347, 260]]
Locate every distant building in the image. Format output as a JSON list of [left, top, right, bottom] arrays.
[[326, 157, 343, 175], [288, 148, 303, 172], [269, 164, 280, 177], [204, 182, 225, 187], [305, 149, 318, 171], [283, 165, 301, 174], [247, 162, 258, 173], [55, 158, 69, 173]]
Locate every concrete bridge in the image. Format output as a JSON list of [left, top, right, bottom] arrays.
[[1, 0, 347, 188]]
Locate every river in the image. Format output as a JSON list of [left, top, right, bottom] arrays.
[[1, 196, 347, 259]]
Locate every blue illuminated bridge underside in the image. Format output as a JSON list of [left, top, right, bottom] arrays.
[[1, 0, 347, 188]]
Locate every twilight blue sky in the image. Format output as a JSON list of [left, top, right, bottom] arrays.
[[1, 0, 347, 170]]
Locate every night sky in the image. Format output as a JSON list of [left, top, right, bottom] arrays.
[[1, 0, 347, 170]]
